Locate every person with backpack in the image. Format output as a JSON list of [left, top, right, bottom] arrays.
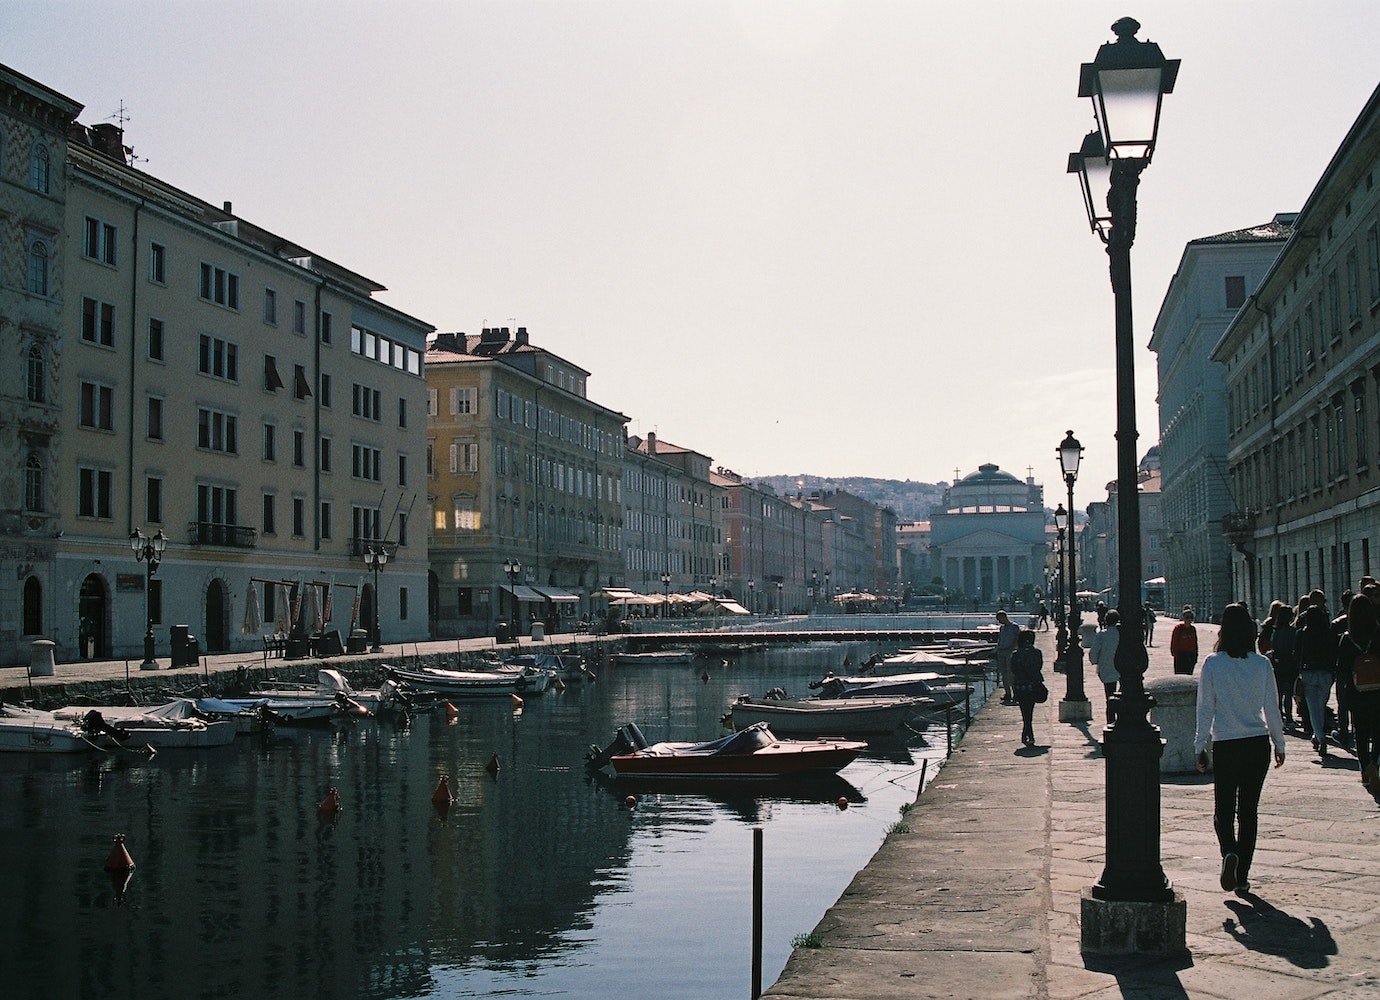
[[1268, 602, 1300, 730], [1337, 595, 1380, 793], [1194, 602, 1286, 895], [1298, 598, 1338, 758]]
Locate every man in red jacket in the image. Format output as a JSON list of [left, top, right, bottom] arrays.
[[1171, 606, 1199, 675]]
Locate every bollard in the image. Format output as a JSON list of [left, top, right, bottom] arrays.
[[945, 703, 954, 757], [752, 825, 763, 999]]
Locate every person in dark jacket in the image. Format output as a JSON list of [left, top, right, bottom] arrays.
[[1011, 629, 1044, 747], [1332, 590, 1356, 747], [1298, 600, 1337, 758], [1337, 595, 1380, 793], [1268, 603, 1300, 729]]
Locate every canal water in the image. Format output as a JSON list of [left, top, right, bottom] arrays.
[[0, 644, 989, 1000]]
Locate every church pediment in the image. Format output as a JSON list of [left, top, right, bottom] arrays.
[[933, 527, 1037, 552]]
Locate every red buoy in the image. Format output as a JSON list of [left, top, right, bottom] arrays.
[[431, 775, 454, 806], [836, 797, 849, 810], [485, 752, 500, 776], [444, 702, 459, 723], [103, 833, 135, 872], [625, 795, 637, 809], [318, 786, 341, 817]]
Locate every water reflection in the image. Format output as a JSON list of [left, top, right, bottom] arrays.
[[0, 644, 985, 1000]]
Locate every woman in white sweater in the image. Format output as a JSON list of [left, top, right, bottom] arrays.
[[1194, 602, 1286, 895]]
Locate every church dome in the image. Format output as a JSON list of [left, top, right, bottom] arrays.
[[959, 462, 1021, 486]]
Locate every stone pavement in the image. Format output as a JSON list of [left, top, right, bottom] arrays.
[[764, 617, 1380, 1000]]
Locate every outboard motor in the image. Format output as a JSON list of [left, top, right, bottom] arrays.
[[764, 687, 788, 701], [82, 710, 132, 743], [585, 721, 651, 770]]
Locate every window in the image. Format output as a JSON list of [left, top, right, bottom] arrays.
[[82, 216, 117, 266], [428, 388, 438, 416], [262, 494, 276, 535], [25, 345, 44, 404], [198, 334, 239, 381], [450, 387, 476, 415], [398, 397, 407, 428], [399, 586, 409, 622], [352, 505, 381, 542], [147, 396, 164, 441], [263, 288, 277, 324], [1347, 250, 1361, 321], [81, 297, 116, 347], [320, 311, 332, 345], [293, 364, 312, 399], [398, 511, 408, 547], [79, 381, 114, 431], [1368, 223, 1380, 305], [196, 407, 239, 453], [27, 241, 48, 295], [319, 372, 332, 408], [450, 440, 478, 473], [1355, 383, 1369, 469], [197, 484, 239, 532], [293, 300, 306, 335], [292, 497, 306, 537], [352, 444, 382, 482], [148, 318, 165, 362], [24, 453, 44, 513], [198, 262, 240, 309], [319, 437, 332, 473], [293, 429, 306, 468], [264, 355, 284, 392], [149, 242, 166, 284], [30, 143, 50, 193], [78, 467, 113, 519], [398, 454, 408, 487], [352, 384, 382, 420], [320, 501, 332, 540], [262, 423, 277, 462], [1329, 271, 1342, 339], [453, 496, 476, 533], [426, 443, 434, 478], [1224, 275, 1246, 310], [146, 477, 163, 524]]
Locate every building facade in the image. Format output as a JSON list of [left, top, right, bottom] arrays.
[[929, 463, 1046, 604], [1150, 216, 1292, 618], [624, 433, 721, 603], [1212, 84, 1380, 609], [424, 328, 628, 637]]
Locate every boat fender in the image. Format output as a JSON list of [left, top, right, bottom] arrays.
[[318, 786, 341, 817], [103, 833, 136, 872], [431, 776, 454, 806], [486, 752, 500, 775]]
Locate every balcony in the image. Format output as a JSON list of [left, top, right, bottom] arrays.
[[187, 521, 257, 549]]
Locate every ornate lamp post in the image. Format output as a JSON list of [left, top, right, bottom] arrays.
[[1069, 16, 1181, 938], [775, 580, 783, 615], [503, 558, 521, 632], [811, 569, 818, 615], [1057, 433, 1090, 723], [747, 578, 755, 615], [661, 572, 672, 620], [824, 569, 831, 607], [130, 528, 167, 670], [364, 543, 392, 651], [1054, 508, 1069, 659], [709, 575, 719, 628]]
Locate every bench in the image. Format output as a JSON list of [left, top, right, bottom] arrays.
[[262, 633, 287, 663]]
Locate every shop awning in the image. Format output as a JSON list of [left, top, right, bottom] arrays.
[[594, 587, 638, 601], [715, 600, 751, 615], [502, 584, 546, 602], [533, 585, 580, 603]]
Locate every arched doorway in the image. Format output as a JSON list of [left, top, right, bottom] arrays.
[[22, 577, 42, 636], [78, 574, 108, 659], [205, 579, 229, 652]]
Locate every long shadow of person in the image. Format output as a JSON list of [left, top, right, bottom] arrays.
[[1224, 894, 1337, 969]]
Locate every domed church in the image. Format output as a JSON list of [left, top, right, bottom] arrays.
[[929, 464, 1047, 604]]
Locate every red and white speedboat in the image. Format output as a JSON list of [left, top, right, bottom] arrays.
[[586, 722, 865, 781]]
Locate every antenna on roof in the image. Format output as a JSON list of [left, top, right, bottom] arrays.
[[108, 100, 131, 129], [106, 100, 147, 166]]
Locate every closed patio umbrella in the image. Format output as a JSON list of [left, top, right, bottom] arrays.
[[241, 584, 262, 634]]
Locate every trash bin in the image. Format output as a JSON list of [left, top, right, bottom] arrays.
[[495, 621, 512, 644], [347, 629, 369, 654], [169, 625, 199, 668], [530, 621, 545, 642]]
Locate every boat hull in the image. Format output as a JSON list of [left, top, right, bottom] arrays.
[[730, 697, 919, 736], [0, 718, 91, 754], [609, 737, 864, 780]]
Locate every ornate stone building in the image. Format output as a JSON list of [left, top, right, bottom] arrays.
[[929, 463, 1046, 604]]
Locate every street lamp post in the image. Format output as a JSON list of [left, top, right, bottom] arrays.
[[709, 575, 719, 628], [661, 572, 672, 620], [1057, 433, 1091, 723], [503, 559, 521, 634], [364, 543, 391, 652], [775, 580, 783, 615], [747, 578, 755, 615], [811, 569, 818, 615], [1069, 16, 1181, 940], [130, 528, 167, 670], [1054, 510, 1068, 660]]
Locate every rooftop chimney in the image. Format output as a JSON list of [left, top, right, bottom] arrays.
[[223, 201, 233, 215], [89, 123, 125, 161], [646, 432, 657, 455], [515, 326, 529, 346]]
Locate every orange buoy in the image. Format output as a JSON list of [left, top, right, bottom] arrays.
[[108, 867, 134, 905], [485, 752, 500, 776], [625, 795, 637, 809], [836, 797, 849, 810], [510, 693, 524, 710], [553, 677, 566, 692], [431, 775, 454, 806], [318, 786, 341, 817], [103, 833, 135, 872], [444, 702, 459, 722]]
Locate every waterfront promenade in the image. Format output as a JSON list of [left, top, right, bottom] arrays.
[[765, 620, 1380, 999]]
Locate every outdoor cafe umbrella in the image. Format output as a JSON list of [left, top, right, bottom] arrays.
[[241, 583, 262, 635], [302, 583, 323, 635], [273, 583, 292, 632]]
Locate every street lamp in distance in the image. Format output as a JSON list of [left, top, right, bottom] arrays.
[[130, 528, 167, 670], [775, 580, 783, 615], [1057, 432, 1090, 724], [364, 542, 391, 652], [747, 578, 755, 615], [661, 572, 672, 620], [503, 559, 521, 636]]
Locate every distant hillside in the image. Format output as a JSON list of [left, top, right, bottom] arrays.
[[751, 475, 948, 524]]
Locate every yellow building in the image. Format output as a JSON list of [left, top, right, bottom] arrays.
[[424, 328, 627, 637]]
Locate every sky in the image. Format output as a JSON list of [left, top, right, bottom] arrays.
[[8, 1, 1380, 500]]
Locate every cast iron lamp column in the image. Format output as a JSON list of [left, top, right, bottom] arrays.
[[661, 572, 672, 620], [364, 543, 390, 652], [130, 528, 167, 670], [747, 578, 755, 615], [1053, 510, 1068, 661], [775, 580, 783, 615], [504, 559, 521, 633], [1057, 434, 1091, 721], [1071, 16, 1179, 914]]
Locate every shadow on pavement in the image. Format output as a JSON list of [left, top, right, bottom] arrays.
[[1082, 949, 1194, 996], [1225, 894, 1337, 969]]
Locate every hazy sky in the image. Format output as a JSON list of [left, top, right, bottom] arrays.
[[9, 1, 1380, 500]]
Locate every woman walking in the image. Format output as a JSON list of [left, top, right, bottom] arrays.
[[1011, 628, 1044, 747], [1089, 609, 1121, 724], [1298, 601, 1338, 757], [1336, 595, 1380, 792], [1195, 603, 1286, 895]]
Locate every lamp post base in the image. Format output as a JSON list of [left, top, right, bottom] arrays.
[[1059, 697, 1092, 722], [1080, 887, 1186, 955], [139, 659, 159, 671]]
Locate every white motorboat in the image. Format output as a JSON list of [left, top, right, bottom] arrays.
[[610, 647, 695, 666], [504, 652, 593, 683], [0, 706, 93, 754], [246, 669, 405, 715], [809, 672, 971, 707], [382, 662, 550, 697], [50, 700, 237, 749], [729, 694, 922, 736]]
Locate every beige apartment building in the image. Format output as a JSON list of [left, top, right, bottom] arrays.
[[624, 432, 722, 604], [424, 328, 628, 637], [0, 64, 433, 665]]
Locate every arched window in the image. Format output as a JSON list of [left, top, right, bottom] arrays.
[[30, 143, 50, 193], [22, 577, 43, 637], [27, 241, 48, 296], [26, 345, 45, 404], [24, 452, 44, 513]]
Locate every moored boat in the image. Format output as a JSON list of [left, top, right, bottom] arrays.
[[809, 672, 971, 707], [50, 700, 238, 749], [503, 652, 592, 684], [728, 694, 922, 736], [0, 706, 93, 754], [383, 662, 549, 697], [610, 647, 695, 666], [586, 722, 865, 780]]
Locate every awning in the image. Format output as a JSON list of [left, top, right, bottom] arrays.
[[502, 584, 545, 602], [533, 585, 580, 603], [715, 600, 751, 615], [594, 587, 637, 601]]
